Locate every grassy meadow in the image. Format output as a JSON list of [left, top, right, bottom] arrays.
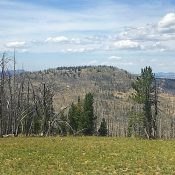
[[0, 137, 175, 175]]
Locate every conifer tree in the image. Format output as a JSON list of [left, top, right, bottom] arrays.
[[132, 66, 158, 139], [83, 93, 95, 135], [98, 118, 107, 136], [68, 103, 79, 133]]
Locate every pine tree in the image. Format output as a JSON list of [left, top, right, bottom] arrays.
[[68, 93, 96, 136], [68, 103, 79, 133], [83, 93, 95, 135], [98, 118, 107, 136], [132, 66, 158, 139]]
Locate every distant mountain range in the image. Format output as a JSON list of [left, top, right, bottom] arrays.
[[155, 72, 175, 79], [0, 69, 25, 76]]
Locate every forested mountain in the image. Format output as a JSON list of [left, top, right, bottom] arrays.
[[23, 65, 175, 138]]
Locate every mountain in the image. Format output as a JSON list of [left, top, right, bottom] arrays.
[[24, 65, 175, 136], [155, 72, 175, 79], [157, 78, 175, 94], [25, 65, 175, 109]]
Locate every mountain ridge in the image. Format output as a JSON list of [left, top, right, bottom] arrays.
[[21, 65, 175, 136], [155, 72, 175, 79]]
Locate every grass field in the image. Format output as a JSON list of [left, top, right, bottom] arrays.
[[0, 137, 175, 175]]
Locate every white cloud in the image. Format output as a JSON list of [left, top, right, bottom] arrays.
[[108, 56, 122, 61], [5, 41, 26, 48], [117, 23, 175, 44], [45, 36, 83, 45], [62, 47, 95, 53], [1, 1, 174, 55], [113, 40, 140, 50], [158, 13, 175, 28], [158, 13, 175, 33], [70, 38, 81, 44], [45, 36, 69, 43], [118, 25, 162, 42], [159, 48, 167, 52]]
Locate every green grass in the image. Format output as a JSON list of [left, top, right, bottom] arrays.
[[0, 137, 175, 175]]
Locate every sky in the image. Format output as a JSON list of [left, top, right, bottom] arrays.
[[1, 0, 175, 73]]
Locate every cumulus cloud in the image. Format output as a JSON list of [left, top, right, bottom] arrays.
[[158, 13, 175, 28], [70, 38, 81, 44], [62, 47, 95, 53], [45, 36, 69, 43], [117, 25, 167, 42], [113, 40, 140, 50], [45, 36, 83, 44], [117, 22, 175, 44], [108, 56, 122, 61], [158, 13, 175, 33], [5, 41, 26, 48]]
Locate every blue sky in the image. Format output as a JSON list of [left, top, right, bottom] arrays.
[[1, 0, 175, 73]]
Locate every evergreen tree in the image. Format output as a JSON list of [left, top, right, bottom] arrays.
[[98, 118, 107, 136], [68, 93, 96, 136], [68, 103, 79, 133], [83, 93, 95, 135], [33, 115, 41, 135], [132, 66, 158, 139]]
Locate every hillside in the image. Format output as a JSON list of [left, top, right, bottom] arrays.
[[157, 78, 175, 94], [24, 66, 175, 137], [28, 66, 133, 107]]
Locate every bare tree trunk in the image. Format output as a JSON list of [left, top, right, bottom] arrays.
[[0, 53, 5, 136]]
